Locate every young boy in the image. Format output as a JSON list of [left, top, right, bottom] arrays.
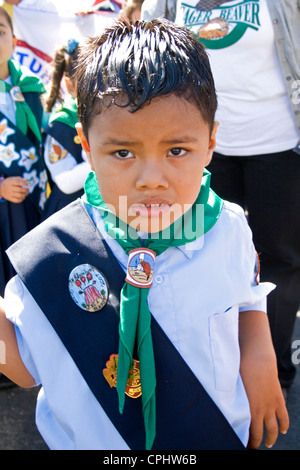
[[0, 20, 288, 450]]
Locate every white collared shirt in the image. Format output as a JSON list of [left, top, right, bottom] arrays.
[[5, 200, 275, 449]]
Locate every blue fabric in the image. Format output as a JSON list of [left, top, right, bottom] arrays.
[[7, 199, 245, 450]]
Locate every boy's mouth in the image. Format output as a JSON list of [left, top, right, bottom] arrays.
[[129, 200, 172, 218]]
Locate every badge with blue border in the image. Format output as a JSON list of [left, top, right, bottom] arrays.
[[125, 248, 156, 288], [68, 264, 109, 312]]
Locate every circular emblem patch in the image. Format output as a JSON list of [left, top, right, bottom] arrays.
[[125, 248, 156, 288], [68, 264, 109, 312], [10, 86, 25, 102]]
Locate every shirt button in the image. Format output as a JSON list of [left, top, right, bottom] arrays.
[[154, 275, 164, 284]]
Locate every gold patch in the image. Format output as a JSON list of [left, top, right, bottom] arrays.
[[103, 354, 142, 398]]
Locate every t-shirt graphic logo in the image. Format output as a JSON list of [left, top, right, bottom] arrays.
[[195, 0, 234, 10], [181, 0, 261, 49]]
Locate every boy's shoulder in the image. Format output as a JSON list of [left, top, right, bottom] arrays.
[[213, 199, 252, 244], [220, 199, 249, 229]]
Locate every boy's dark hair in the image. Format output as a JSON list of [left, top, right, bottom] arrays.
[[76, 19, 217, 139], [0, 6, 14, 35]]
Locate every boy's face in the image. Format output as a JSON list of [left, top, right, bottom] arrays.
[[79, 94, 217, 233]]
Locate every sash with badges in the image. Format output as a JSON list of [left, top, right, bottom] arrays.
[[0, 60, 47, 211], [7, 198, 245, 450], [45, 96, 83, 165], [0, 110, 48, 211]]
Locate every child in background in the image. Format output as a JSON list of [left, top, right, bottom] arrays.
[[119, 0, 144, 22], [0, 6, 47, 297], [0, 20, 288, 449], [0, 6, 47, 388], [42, 39, 90, 219]]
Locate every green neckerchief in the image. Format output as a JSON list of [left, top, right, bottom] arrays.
[[83, 169, 223, 449], [49, 95, 78, 128], [1, 59, 45, 142]]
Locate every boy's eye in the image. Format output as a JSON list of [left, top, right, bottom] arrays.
[[114, 149, 134, 159], [168, 147, 187, 157]]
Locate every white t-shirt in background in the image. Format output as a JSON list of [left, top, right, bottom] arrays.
[[176, 0, 298, 155]]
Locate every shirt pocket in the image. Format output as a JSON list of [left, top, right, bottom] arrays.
[[209, 306, 240, 392]]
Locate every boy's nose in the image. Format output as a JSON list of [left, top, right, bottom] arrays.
[[135, 162, 169, 190]]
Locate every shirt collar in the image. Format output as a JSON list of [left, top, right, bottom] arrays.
[[176, 236, 205, 259]]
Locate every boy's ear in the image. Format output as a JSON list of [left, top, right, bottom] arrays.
[[205, 121, 219, 166], [75, 122, 90, 153], [75, 123, 94, 170]]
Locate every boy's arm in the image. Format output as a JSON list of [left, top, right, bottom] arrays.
[[239, 310, 289, 449], [0, 296, 35, 388]]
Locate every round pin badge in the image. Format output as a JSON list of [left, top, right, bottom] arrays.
[[10, 86, 25, 102], [68, 264, 109, 312], [73, 135, 81, 144], [125, 248, 156, 288]]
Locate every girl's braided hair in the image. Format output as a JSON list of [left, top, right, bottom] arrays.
[[45, 39, 79, 113]]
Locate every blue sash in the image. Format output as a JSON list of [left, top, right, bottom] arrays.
[[7, 199, 245, 450], [0, 104, 47, 212]]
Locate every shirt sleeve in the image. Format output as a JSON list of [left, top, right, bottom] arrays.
[[4, 276, 41, 385], [228, 203, 276, 313]]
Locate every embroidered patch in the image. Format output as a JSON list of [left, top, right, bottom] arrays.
[[0, 119, 15, 144], [103, 354, 142, 398], [68, 264, 109, 312], [19, 147, 38, 171], [0, 142, 19, 167], [49, 142, 68, 163], [125, 248, 156, 288]]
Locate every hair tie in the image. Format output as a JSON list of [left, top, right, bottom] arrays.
[[65, 38, 79, 55]]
